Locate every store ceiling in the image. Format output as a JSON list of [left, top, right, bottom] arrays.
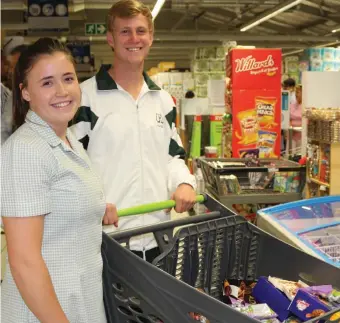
[[2, 0, 340, 69]]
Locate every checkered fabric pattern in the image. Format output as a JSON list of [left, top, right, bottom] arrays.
[[1, 110, 107, 323]]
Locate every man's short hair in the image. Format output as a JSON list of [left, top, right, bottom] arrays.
[[283, 78, 296, 88], [107, 0, 153, 33]]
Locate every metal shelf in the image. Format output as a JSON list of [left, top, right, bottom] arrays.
[[218, 192, 301, 207]]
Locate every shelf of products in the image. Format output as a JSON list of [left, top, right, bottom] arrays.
[[199, 157, 305, 213], [306, 108, 340, 197]]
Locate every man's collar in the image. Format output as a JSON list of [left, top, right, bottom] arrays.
[[95, 64, 161, 91]]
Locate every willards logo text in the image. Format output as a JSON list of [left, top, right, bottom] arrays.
[[235, 55, 278, 75]]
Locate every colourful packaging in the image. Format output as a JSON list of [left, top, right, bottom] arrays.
[[252, 276, 291, 321], [306, 48, 322, 61], [336, 48, 340, 62], [322, 62, 336, 72], [227, 48, 282, 90], [232, 89, 281, 158], [289, 289, 331, 322], [274, 172, 300, 193], [258, 130, 277, 158], [189, 115, 202, 158], [255, 96, 277, 129], [239, 148, 259, 158], [310, 60, 323, 71], [322, 48, 336, 62], [210, 115, 223, 156], [236, 109, 259, 145]]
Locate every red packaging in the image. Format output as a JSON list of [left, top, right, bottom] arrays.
[[232, 89, 281, 158], [227, 48, 282, 90]]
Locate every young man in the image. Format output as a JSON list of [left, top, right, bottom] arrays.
[[69, 0, 196, 261]]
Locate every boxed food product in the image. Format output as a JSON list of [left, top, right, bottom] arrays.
[[258, 130, 278, 158], [252, 276, 292, 321], [289, 289, 331, 322]]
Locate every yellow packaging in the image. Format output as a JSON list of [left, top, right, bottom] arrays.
[[255, 97, 277, 129], [258, 130, 277, 158], [236, 109, 258, 145]]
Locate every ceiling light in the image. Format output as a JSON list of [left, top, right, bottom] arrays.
[[332, 28, 340, 33], [240, 0, 303, 32], [152, 0, 166, 21]]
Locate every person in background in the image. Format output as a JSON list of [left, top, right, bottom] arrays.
[[282, 77, 296, 105], [185, 90, 195, 99], [69, 0, 196, 262], [290, 85, 302, 151], [7, 44, 29, 90], [1, 49, 13, 143], [1, 37, 116, 323]]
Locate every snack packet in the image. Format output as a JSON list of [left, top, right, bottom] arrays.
[[268, 276, 309, 301], [258, 130, 277, 158], [239, 148, 259, 159], [255, 97, 277, 129], [236, 109, 258, 145], [238, 304, 278, 320]]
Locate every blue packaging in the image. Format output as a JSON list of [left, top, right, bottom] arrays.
[[322, 48, 336, 62], [309, 60, 323, 71], [307, 48, 322, 61], [322, 61, 336, 71], [252, 276, 291, 321], [289, 289, 331, 322]]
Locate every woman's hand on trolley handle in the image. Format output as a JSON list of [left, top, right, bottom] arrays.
[[103, 203, 119, 227]]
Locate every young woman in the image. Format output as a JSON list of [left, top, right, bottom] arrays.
[[1, 38, 117, 323]]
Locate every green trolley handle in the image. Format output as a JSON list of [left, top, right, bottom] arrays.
[[117, 195, 206, 218]]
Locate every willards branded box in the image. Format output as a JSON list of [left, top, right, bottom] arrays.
[[227, 48, 282, 158], [227, 48, 282, 90]]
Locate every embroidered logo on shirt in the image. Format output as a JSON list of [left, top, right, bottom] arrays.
[[156, 113, 164, 128]]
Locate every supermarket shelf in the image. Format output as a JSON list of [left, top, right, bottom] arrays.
[[216, 192, 301, 206], [308, 138, 337, 145], [310, 178, 330, 188]]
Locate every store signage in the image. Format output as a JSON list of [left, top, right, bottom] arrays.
[[235, 55, 278, 76], [66, 41, 93, 72], [85, 23, 107, 35], [27, 0, 69, 32]]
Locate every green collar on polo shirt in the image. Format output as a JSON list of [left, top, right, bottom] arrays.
[[95, 64, 161, 91]]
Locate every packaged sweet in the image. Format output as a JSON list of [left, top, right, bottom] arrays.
[[283, 317, 302, 323], [325, 311, 340, 323], [329, 289, 340, 303], [301, 285, 333, 299], [258, 130, 277, 158], [238, 304, 278, 320], [236, 109, 259, 145], [273, 172, 300, 193], [239, 148, 259, 158], [268, 276, 309, 301], [255, 97, 277, 129]]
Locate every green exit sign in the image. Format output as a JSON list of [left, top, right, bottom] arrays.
[[85, 23, 107, 35]]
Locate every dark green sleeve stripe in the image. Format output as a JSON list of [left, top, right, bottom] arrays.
[[79, 135, 90, 150], [169, 138, 186, 160], [69, 106, 98, 130], [165, 107, 176, 128]]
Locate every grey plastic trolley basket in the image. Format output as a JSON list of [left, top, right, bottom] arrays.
[[102, 196, 340, 323]]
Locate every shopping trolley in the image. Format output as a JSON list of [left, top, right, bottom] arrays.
[[102, 194, 340, 323]]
